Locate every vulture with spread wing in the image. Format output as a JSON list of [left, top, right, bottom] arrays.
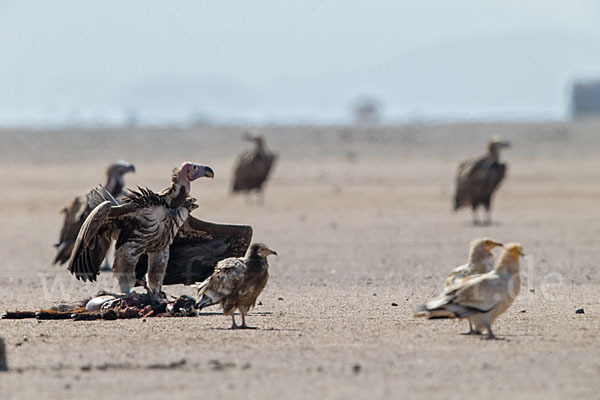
[[54, 161, 135, 265], [67, 162, 253, 296], [231, 132, 277, 202], [453, 137, 510, 225]]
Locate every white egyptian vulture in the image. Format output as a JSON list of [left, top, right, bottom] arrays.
[[415, 243, 524, 339]]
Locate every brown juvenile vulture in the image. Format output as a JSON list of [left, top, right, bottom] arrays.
[[453, 137, 510, 225], [54, 161, 135, 265], [195, 242, 276, 329], [67, 162, 253, 296], [231, 132, 277, 203]]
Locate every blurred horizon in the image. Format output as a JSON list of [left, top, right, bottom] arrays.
[[1, 0, 599, 128]]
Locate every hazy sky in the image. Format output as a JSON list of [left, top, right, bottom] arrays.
[[1, 0, 599, 125]]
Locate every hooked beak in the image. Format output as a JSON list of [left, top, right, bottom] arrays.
[[203, 166, 215, 179], [114, 160, 136, 174], [269, 249, 278, 256], [185, 163, 215, 181]]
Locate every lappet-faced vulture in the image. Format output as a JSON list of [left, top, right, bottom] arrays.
[[453, 137, 510, 225], [67, 162, 253, 296], [54, 161, 135, 265], [231, 132, 277, 203], [196, 243, 277, 329]]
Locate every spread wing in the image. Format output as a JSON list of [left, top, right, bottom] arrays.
[[196, 257, 246, 309], [67, 187, 136, 282], [67, 201, 113, 282], [135, 215, 253, 285]]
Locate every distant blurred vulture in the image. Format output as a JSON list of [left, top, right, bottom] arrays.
[[453, 137, 510, 225], [54, 161, 135, 265], [231, 132, 277, 203]]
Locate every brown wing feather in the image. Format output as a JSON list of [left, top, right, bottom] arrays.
[[67, 201, 113, 282], [67, 200, 136, 282], [196, 258, 247, 309], [206, 258, 247, 295], [482, 163, 506, 199]]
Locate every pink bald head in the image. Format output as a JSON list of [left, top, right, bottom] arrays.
[[178, 162, 214, 186]]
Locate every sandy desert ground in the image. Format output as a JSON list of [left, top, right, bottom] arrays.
[[0, 121, 599, 399]]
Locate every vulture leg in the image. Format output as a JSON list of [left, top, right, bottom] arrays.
[[113, 246, 141, 294], [99, 244, 114, 272], [460, 320, 481, 335], [482, 198, 492, 225], [99, 258, 111, 272], [484, 323, 498, 340], [256, 190, 265, 206], [471, 206, 481, 226], [484, 211, 492, 226], [146, 249, 170, 295], [231, 314, 239, 329], [239, 307, 256, 329]]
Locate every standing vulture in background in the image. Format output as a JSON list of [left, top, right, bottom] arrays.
[[453, 137, 510, 225], [54, 161, 135, 265], [231, 132, 277, 203]]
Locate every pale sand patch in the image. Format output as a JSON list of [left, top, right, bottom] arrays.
[[0, 122, 599, 399]]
